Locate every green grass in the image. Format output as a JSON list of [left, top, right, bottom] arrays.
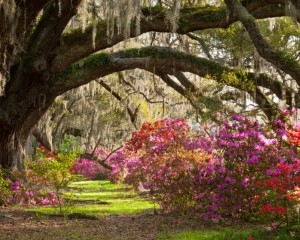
[[158, 228, 297, 240], [27, 179, 298, 239], [158, 229, 255, 240], [29, 179, 155, 217]]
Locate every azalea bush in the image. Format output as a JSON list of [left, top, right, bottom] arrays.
[[110, 115, 300, 225], [207, 114, 299, 222], [27, 147, 76, 191], [74, 158, 106, 180], [8, 178, 61, 207], [110, 118, 211, 212], [74, 146, 111, 180], [8, 147, 76, 209]]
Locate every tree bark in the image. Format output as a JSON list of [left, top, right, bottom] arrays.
[[0, 92, 54, 169], [0, 127, 26, 169]]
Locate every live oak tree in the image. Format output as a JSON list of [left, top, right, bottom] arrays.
[[0, 0, 299, 169]]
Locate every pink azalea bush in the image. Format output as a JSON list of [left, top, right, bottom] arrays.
[[110, 119, 211, 211], [203, 114, 299, 221], [7, 147, 75, 207], [110, 115, 300, 223], [8, 183, 61, 206], [74, 146, 111, 179], [74, 158, 110, 179]]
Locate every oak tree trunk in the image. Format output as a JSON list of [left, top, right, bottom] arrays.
[[0, 127, 26, 169]]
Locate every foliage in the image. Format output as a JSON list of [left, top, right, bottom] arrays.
[[74, 146, 111, 180], [158, 227, 295, 240], [59, 135, 81, 154], [110, 118, 212, 212], [28, 146, 76, 191], [0, 168, 11, 206], [110, 115, 300, 230], [8, 147, 77, 210]]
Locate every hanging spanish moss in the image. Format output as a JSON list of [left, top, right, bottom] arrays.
[[78, 0, 144, 44], [281, 79, 287, 109], [253, 49, 261, 74], [285, 0, 298, 24], [167, 0, 181, 33], [268, 18, 277, 32], [76, 0, 194, 46], [79, 0, 88, 31]]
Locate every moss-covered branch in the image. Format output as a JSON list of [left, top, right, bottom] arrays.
[[52, 0, 286, 73], [49, 46, 285, 118]]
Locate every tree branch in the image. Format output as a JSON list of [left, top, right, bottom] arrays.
[[50, 46, 286, 102], [224, 0, 300, 84], [52, 0, 286, 73], [96, 79, 138, 129], [28, 0, 81, 55], [186, 33, 213, 60], [32, 126, 52, 152]]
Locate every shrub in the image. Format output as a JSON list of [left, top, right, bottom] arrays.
[[74, 158, 110, 180], [110, 118, 212, 212], [0, 168, 11, 206], [8, 147, 76, 210], [110, 115, 300, 225], [74, 146, 111, 179], [205, 114, 299, 222]]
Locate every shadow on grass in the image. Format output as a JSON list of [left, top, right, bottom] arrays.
[[64, 199, 111, 205], [67, 186, 132, 192], [29, 179, 156, 220]]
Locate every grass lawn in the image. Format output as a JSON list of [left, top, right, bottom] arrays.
[[157, 227, 299, 240], [1, 178, 296, 240], [30, 179, 156, 217], [158, 229, 269, 240]]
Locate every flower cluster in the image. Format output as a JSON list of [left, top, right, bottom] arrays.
[[74, 158, 110, 180], [287, 123, 300, 146], [110, 115, 300, 223], [74, 146, 111, 179], [261, 203, 286, 214], [8, 178, 62, 206]]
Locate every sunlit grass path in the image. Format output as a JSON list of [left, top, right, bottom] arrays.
[[31, 179, 155, 217], [1, 179, 297, 239]]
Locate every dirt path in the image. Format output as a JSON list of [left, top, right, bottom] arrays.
[[0, 208, 203, 240]]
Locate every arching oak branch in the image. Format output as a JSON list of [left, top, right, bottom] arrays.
[[52, 0, 286, 73], [49, 46, 284, 119], [51, 47, 284, 98]]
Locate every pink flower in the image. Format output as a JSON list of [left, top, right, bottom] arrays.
[[41, 198, 52, 205], [10, 181, 20, 191], [242, 178, 249, 187], [25, 191, 34, 197], [247, 155, 259, 164], [271, 222, 278, 229]]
